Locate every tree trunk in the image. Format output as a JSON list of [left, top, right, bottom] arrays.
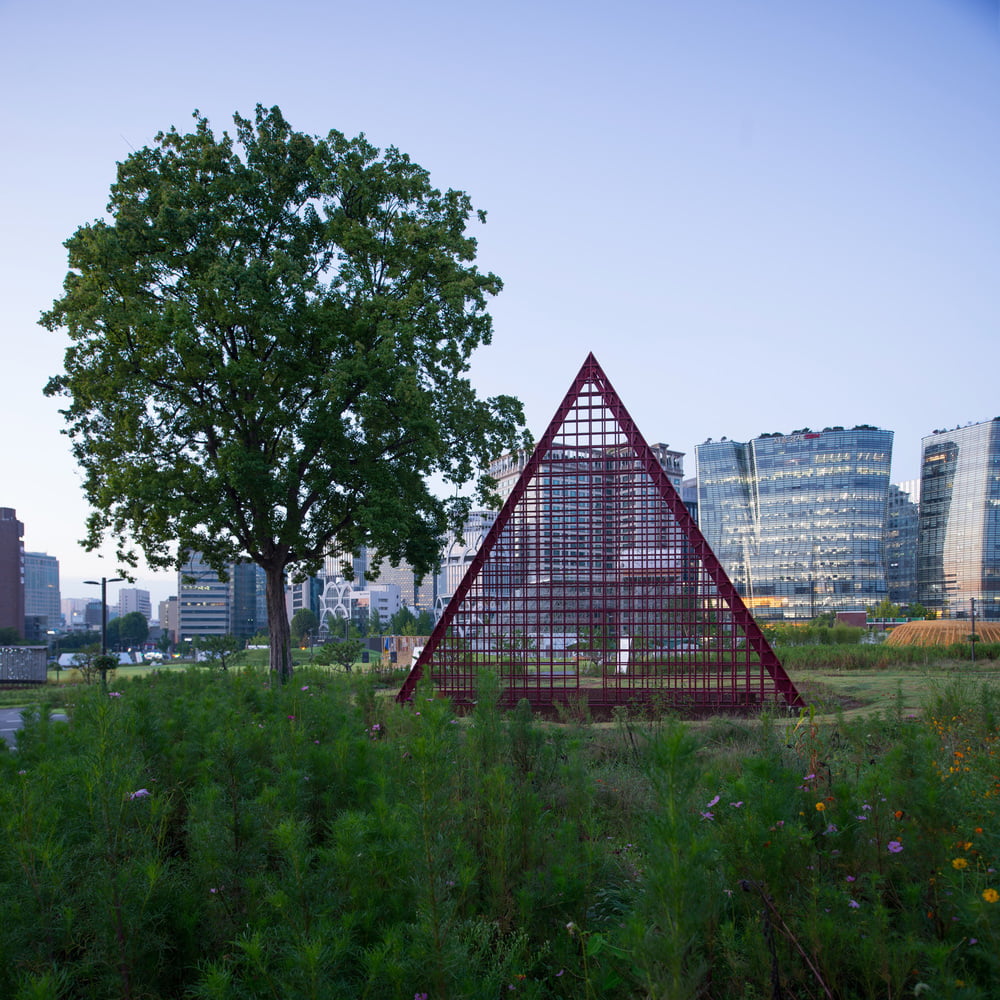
[[264, 562, 293, 683]]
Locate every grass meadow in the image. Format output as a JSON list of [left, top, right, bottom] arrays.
[[3, 647, 1000, 999]]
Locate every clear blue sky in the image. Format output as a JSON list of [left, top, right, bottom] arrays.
[[2, 0, 998, 608]]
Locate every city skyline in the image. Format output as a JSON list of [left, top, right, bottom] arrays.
[[3, 0, 998, 607], [5, 418, 990, 612]]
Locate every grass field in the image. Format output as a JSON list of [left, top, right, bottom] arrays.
[[3, 647, 1000, 997]]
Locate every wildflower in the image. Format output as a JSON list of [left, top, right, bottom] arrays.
[[301, 685, 309, 691], [566, 922, 576, 935], [803, 773, 816, 781], [849, 900, 860, 909], [129, 788, 151, 800], [825, 824, 838, 834], [856, 814, 869, 821], [846, 875, 856, 882], [952, 858, 969, 870], [706, 795, 720, 808], [730, 801, 744, 808], [287, 715, 295, 721], [815, 802, 826, 812], [888, 841, 903, 854], [983, 888, 999, 904], [108, 691, 122, 698], [556, 970, 564, 977], [210, 888, 218, 894], [415, 994, 429, 1000], [700, 811, 715, 821], [862, 803, 872, 811]]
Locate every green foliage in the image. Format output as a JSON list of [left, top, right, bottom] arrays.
[[92, 652, 118, 690], [388, 606, 417, 636], [290, 608, 319, 644], [763, 623, 866, 647], [116, 611, 149, 646], [867, 597, 902, 619], [42, 104, 526, 684], [53, 630, 96, 652], [0, 626, 22, 644], [7, 670, 1000, 997], [197, 634, 244, 671], [314, 639, 363, 671]]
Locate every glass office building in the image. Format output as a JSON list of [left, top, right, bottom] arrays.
[[24, 552, 61, 631], [696, 428, 893, 620], [917, 419, 1000, 619], [884, 484, 919, 606]]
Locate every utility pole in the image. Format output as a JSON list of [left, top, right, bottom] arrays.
[[971, 597, 977, 663]]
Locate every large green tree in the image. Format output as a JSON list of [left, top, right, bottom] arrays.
[[42, 105, 525, 682]]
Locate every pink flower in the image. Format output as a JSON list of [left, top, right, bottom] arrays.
[[700, 811, 715, 821], [129, 788, 150, 800], [888, 840, 903, 854], [849, 900, 860, 909], [706, 795, 720, 808], [846, 875, 856, 882], [730, 801, 744, 808]]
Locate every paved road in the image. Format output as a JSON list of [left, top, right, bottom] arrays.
[[0, 707, 68, 748]]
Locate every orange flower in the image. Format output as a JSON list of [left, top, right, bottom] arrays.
[[894, 810, 904, 820], [952, 858, 969, 870], [815, 802, 826, 812], [983, 888, 999, 904]]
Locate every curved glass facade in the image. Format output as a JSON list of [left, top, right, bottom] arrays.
[[697, 428, 893, 620], [917, 419, 1000, 619]]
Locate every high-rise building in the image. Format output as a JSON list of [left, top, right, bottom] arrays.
[[178, 556, 269, 640], [24, 552, 60, 630], [696, 427, 894, 620], [230, 562, 267, 639], [62, 597, 91, 629], [117, 587, 152, 621], [159, 596, 179, 642], [917, 419, 1000, 619], [0, 508, 25, 637], [177, 554, 230, 640], [440, 511, 497, 602], [884, 485, 919, 606]]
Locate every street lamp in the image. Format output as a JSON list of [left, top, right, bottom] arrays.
[[84, 576, 124, 655]]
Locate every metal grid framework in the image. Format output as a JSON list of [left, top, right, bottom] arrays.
[[398, 354, 802, 716]]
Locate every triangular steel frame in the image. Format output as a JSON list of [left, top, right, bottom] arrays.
[[398, 354, 802, 716]]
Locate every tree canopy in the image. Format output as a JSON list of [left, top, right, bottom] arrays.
[[42, 105, 525, 681], [291, 608, 319, 644]]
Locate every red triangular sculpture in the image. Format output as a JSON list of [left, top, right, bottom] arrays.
[[398, 354, 802, 716]]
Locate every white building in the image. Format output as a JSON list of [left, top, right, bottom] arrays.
[[117, 587, 152, 620], [367, 583, 401, 625]]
